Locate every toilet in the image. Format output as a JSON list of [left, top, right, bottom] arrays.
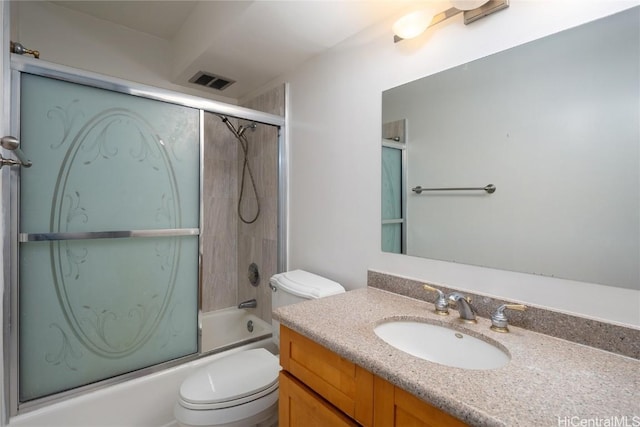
[[174, 270, 346, 427]]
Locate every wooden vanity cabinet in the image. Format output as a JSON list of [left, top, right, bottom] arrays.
[[279, 371, 360, 427], [279, 325, 468, 427], [279, 325, 374, 426], [373, 376, 468, 427]]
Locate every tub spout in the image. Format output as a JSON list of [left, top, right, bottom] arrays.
[[238, 299, 257, 309]]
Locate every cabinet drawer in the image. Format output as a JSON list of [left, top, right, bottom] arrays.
[[373, 376, 469, 427], [280, 325, 373, 426], [279, 371, 360, 427]]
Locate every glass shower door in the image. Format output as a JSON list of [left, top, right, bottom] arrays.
[[17, 73, 200, 402]]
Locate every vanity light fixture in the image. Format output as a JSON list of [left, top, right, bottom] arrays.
[[392, 9, 436, 40], [393, 0, 509, 43], [450, 0, 491, 10]]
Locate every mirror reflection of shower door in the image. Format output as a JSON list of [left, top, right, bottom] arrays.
[[381, 143, 406, 254], [17, 73, 200, 403]]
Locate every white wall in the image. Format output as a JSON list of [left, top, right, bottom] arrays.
[[279, 0, 640, 326]]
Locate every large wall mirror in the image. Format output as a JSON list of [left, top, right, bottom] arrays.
[[381, 7, 639, 291]]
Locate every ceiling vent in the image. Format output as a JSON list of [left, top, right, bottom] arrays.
[[188, 71, 235, 91]]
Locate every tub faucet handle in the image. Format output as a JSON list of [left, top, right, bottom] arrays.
[[422, 285, 449, 315], [490, 304, 526, 333]]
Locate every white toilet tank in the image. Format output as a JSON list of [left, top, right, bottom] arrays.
[[269, 270, 345, 346]]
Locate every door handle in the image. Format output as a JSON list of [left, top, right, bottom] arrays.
[[1, 136, 32, 168]]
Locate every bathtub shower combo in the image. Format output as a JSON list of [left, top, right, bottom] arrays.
[[3, 56, 285, 425]]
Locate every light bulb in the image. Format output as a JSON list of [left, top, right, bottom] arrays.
[[392, 9, 435, 40]]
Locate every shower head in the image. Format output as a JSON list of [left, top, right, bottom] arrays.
[[238, 122, 257, 137], [218, 115, 256, 138]]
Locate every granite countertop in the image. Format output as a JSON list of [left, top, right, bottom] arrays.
[[273, 287, 640, 427]]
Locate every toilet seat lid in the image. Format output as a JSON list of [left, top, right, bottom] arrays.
[[270, 269, 345, 299], [179, 348, 280, 407]]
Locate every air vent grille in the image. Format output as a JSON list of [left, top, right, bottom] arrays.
[[189, 71, 235, 91]]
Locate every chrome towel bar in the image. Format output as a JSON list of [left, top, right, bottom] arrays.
[[412, 184, 496, 194], [19, 228, 200, 243]]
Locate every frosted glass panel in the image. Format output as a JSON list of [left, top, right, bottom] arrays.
[[18, 74, 200, 402], [19, 237, 198, 401], [382, 146, 403, 253], [382, 146, 401, 220], [19, 74, 199, 233], [382, 223, 402, 253]]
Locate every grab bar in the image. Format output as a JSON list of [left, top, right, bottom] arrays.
[[1, 136, 32, 168], [412, 184, 496, 194]]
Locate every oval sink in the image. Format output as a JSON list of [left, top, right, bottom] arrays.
[[374, 321, 509, 370]]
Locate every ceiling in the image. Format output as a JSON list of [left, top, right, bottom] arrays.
[[51, 1, 427, 100]]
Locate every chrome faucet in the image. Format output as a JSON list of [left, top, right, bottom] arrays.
[[447, 293, 477, 323], [237, 299, 257, 309]]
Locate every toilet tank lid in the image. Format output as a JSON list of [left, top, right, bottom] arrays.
[[179, 348, 280, 405], [270, 270, 345, 299]]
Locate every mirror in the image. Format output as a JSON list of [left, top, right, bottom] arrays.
[[381, 7, 639, 291]]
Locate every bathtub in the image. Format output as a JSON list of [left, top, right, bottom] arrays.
[[9, 308, 274, 427], [201, 306, 272, 353]]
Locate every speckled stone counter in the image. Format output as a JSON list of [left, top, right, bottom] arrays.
[[273, 288, 640, 427]]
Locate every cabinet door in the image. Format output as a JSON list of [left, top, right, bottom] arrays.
[[373, 376, 468, 427], [280, 326, 373, 425], [279, 371, 360, 427]]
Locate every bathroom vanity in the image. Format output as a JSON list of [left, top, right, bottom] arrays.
[[278, 324, 466, 426], [274, 286, 640, 426]]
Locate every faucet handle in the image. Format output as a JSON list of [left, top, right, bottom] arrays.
[[422, 285, 449, 315], [490, 304, 526, 333]]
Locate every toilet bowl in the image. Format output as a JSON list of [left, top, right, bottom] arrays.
[[174, 270, 345, 427]]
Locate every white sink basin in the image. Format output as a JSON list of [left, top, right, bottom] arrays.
[[374, 320, 510, 370]]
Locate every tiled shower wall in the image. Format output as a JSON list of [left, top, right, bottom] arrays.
[[201, 84, 284, 323], [201, 113, 239, 311], [238, 85, 284, 322]]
